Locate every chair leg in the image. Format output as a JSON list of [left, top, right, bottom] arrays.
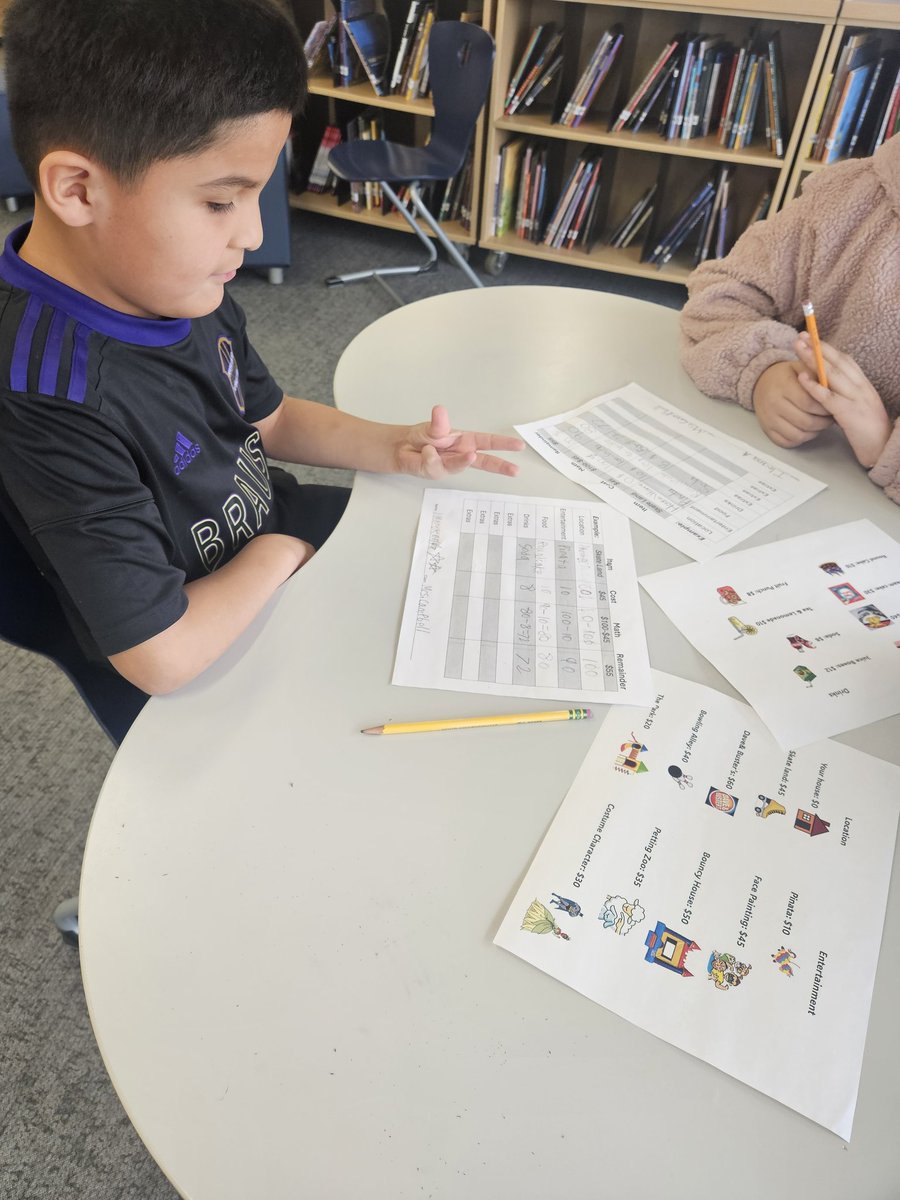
[[325, 181, 440, 293], [406, 183, 483, 290], [267, 268, 285, 285], [53, 896, 79, 946]]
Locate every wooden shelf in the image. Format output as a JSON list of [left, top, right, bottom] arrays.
[[290, 189, 475, 245], [481, 230, 693, 280], [307, 74, 435, 116]]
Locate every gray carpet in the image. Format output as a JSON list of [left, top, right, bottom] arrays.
[[0, 202, 683, 1198]]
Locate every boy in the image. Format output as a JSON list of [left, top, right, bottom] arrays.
[[0, 0, 522, 696], [679, 134, 900, 504]]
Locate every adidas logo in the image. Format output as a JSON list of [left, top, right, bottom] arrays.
[[173, 431, 202, 475]]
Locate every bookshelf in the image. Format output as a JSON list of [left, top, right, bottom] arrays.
[[479, 0, 839, 283], [783, 2, 900, 204], [288, 0, 493, 250]]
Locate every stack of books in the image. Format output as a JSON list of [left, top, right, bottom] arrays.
[[717, 34, 785, 153], [437, 147, 475, 231], [557, 26, 624, 128], [810, 34, 900, 163], [342, 110, 385, 212], [303, 16, 336, 72], [541, 152, 603, 249], [610, 32, 785, 154], [389, 1, 435, 98], [641, 166, 771, 269], [504, 24, 564, 116], [606, 184, 656, 250], [306, 125, 342, 193]]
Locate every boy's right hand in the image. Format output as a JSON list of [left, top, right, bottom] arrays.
[[751, 361, 834, 448]]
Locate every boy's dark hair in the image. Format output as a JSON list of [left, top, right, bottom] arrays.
[[4, 0, 307, 187]]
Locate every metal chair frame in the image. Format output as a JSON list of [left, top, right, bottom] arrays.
[[325, 21, 495, 302]]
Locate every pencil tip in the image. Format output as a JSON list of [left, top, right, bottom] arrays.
[[361, 726, 382, 735]]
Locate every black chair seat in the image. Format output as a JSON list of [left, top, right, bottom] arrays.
[[328, 138, 461, 186]]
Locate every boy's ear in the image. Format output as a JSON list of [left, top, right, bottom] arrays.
[[37, 151, 109, 227]]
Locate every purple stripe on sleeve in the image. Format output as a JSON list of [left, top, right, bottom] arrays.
[[10, 293, 42, 391], [38, 307, 68, 396], [66, 322, 90, 404]]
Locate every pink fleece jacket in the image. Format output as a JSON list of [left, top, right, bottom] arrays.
[[679, 135, 900, 503]]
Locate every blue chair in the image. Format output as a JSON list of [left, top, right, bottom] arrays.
[[326, 21, 494, 302], [0, 87, 33, 210], [244, 145, 292, 284], [0, 501, 148, 943]]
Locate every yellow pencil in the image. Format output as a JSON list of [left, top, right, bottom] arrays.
[[362, 708, 593, 735], [802, 300, 829, 389]]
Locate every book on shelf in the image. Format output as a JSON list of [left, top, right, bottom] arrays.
[[542, 151, 603, 251], [389, 0, 421, 91], [505, 25, 564, 116], [874, 62, 900, 152], [518, 142, 549, 242], [629, 57, 678, 134], [493, 137, 526, 237], [557, 25, 624, 128], [607, 183, 656, 250], [643, 178, 715, 266], [812, 32, 879, 161], [330, 0, 377, 86], [401, 4, 434, 99], [520, 53, 564, 112], [695, 164, 730, 264], [304, 17, 337, 72], [848, 50, 900, 157], [611, 36, 681, 132], [765, 33, 786, 157], [344, 12, 392, 95], [306, 124, 342, 193], [824, 60, 876, 163]]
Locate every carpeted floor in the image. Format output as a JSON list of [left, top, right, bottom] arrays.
[[0, 202, 683, 1198]]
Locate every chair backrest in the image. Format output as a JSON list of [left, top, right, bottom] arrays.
[[428, 22, 495, 163], [0, 503, 147, 745]]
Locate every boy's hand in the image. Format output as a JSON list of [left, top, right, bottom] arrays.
[[794, 333, 893, 468], [751, 360, 834, 448], [395, 405, 524, 479]]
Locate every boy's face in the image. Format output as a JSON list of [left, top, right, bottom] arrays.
[[88, 111, 292, 319]]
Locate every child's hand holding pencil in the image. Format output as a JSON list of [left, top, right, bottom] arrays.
[[793, 334, 893, 468]]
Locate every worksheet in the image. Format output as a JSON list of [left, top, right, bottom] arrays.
[[393, 489, 652, 705], [494, 672, 900, 1139], [640, 520, 900, 748], [515, 384, 824, 560]]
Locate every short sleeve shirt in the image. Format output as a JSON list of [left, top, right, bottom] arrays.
[[0, 224, 285, 658]]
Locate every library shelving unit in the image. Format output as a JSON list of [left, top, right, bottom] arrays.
[[782, 0, 900, 204], [288, 0, 493, 253], [479, 0, 840, 284]]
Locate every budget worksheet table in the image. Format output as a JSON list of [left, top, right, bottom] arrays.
[[394, 488, 651, 703]]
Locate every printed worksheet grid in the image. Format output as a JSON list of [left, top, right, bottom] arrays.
[[443, 498, 617, 690]]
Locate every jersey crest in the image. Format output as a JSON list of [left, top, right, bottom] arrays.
[[217, 335, 245, 413]]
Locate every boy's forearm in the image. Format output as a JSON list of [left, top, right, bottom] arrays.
[[108, 533, 311, 694], [256, 395, 404, 473]]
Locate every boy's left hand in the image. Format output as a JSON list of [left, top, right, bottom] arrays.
[[794, 333, 893, 468], [395, 405, 524, 478]]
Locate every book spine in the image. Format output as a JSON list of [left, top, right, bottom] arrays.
[[572, 34, 622, 128], [505, 25, 543, 111], [390, 0, 419, 92], [612, 39, 678, 132]]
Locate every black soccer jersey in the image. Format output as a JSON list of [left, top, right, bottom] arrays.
[[0, 224, 287, 659]]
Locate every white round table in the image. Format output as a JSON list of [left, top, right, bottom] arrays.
[[80, 288, 900, 1199]]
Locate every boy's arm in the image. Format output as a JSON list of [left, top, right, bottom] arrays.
[[109, 532, 313, 695], [680, 190, 818, 409], [253, 398, 523, 477]]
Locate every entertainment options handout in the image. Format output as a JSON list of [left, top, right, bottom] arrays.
[[515, 383, 824, 560], [640, 520, 900, 748], [494, 672, 900, 1139]]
